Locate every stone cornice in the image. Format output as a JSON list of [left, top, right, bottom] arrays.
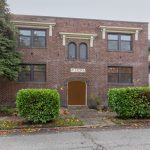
[[12, 21, 56, 36], [99, 25, 143, 40], [59, 32, 97, 47]]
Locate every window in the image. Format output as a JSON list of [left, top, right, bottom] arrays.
[[19, 29, 46, 48], [79, 43, 88, 60], [19, 30, 31, 48], [108, 66, 132, 83], [18, 64, 46, 82], [108, 33, 132, 51], [18, 65, 31, 82], [68, 42, 88, 61], [68, 42, 77, 60]]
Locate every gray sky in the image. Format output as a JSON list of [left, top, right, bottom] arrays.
[[7, 0, 150, 38]]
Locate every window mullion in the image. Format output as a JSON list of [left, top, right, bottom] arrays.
[[118, 34, 120, 51], [31, 65, 34, 81], [131, 68, 133, 83], [76, 44, 77, 60], [118, 67, 120, 83], [31, 29, 34, 48], [29, 65, 31, 82]]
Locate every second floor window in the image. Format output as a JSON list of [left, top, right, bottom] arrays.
[[79, 43, 88, 60], [19, 29, 46, 48], [108, 33, 132, 51], [68, 42, 77, 60], [68, 42, 88, 61]]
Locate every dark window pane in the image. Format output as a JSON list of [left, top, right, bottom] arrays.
[[108, 34, 118, 40], [108, 33, 132, 51], [19, 36, 31, 48], [20, 30, 31, 36], [108, 73, 118, 83], [68, 43, 76, 59], [34, 72, 45, 82], [18, 64, 46, 82], [33, 30, 46, 48], [108, 67, 118, 83], [33, 36, 46, 48], [18, 72, 31, 82], [119, 73, 132, 83], [108, 67, 118, 73], [108, 66, 132, 83], [120, 35, 132, 51], [22, 65, 30, 71], [108, 41, 118, 50], [19, 29, 46, 48], [120, 41, 131, 51], [119, 67, 132, 73], [79, 43, 87, 60], [33, 65, 46, 82], [34, 31, 46, 36], [119, 67, 132, 83], [19, 30, 31, 48], [34, 65, 46, 71], [121, 35, 131, 41], [18, 65, 31, 82]]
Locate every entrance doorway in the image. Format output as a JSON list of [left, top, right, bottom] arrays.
[[68, 81, 86, 105]]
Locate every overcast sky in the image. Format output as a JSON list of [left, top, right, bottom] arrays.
[[7, 0, 150, 37]]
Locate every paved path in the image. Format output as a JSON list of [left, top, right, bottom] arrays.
[[1, 128, 150, 150], [68, 107, 116, 126]]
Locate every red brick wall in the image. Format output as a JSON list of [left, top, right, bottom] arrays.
[[0, 15, 148, 107]]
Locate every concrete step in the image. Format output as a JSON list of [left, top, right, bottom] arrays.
[[68, 106, 89, 110]]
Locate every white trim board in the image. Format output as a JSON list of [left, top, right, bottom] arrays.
[[12, 20, 56, 37], [59, 32, 97, 47], [99, 25, 143, 40]]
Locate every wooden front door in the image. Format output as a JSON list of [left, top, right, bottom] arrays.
[[68, 81, 86, 105]]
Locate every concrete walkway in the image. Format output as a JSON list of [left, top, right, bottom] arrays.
[[65, 107, 116, 126]]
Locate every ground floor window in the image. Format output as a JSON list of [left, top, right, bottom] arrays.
[[108, 66, 132, 83], [18, 64, 46, 82]]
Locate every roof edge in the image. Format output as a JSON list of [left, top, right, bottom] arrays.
[[11, 14, 149, 24]]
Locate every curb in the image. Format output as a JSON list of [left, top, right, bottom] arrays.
[[0, 124, 106, 135], [0, 124, 149, 136]]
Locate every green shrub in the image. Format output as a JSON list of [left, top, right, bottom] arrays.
[[108, 87, 150, 118], [16, 89, 60, 123]]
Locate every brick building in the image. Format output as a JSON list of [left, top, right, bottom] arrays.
[[0, 14, 149, 107], [148, 40, 150, 85]]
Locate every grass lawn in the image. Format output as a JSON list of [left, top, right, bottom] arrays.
[[0, 107, 17, 116], [110, 117, 150, 128], [0, 107, 83, 130], [0, 117, 83, 130]]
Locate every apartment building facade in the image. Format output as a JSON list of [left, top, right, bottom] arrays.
[[0, 14, 149, 107], [148, 41, 150, 85]]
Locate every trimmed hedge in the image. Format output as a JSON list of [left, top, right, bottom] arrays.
[[108, 87, 150, 118], [16, 89, 60, 123]]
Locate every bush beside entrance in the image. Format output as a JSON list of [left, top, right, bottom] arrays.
[[16, 89, 60, 123], [108, 87, 150, 118]]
